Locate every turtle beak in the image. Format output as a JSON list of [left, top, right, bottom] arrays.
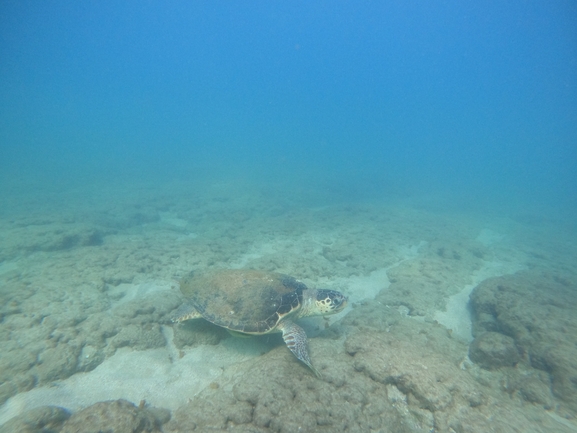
[[335, 293, 348, 311]]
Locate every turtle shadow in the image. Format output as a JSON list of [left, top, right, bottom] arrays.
[[172, 320, 230, 348]]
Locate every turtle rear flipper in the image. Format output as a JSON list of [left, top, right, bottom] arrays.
[[279, 320, 320, 377]]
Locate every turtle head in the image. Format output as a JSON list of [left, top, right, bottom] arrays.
[[314, 289, 348, 315]]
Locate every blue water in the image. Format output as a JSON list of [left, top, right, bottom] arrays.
[[1, 1, 576, 213]]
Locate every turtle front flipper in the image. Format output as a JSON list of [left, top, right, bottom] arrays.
[[279, 320, 320, 377], [170, 302, 202, 323]]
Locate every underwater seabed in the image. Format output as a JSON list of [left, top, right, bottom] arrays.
[[0, 180, 576, 432]]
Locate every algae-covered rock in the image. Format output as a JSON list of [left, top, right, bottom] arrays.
[[0, 406, 70, 433], [469, 331, 521, 369], [165, 340, 414, 433], [60, 399, 168, 433], [164, 301, 576, 433], [470, 270, 577, 415]]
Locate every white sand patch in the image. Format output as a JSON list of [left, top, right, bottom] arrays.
[[0, 260, 19, 275], [546, 411, 577, 431], [0, 330, 266, 425], [160, 212, 198, 240], [434, 229, 527, 342], [159, 212, 189, 228], [108, 280, 174, 307], [300, 268, 392, 335], [228, 240, 280, 268], [229, 252, 266, 269], [305, 241, 428, 331], [343, 268, 391, 303], [476, 228, 505, 246], [176, 232, 198, 240], [433, 285, 475, 342], [316, 241, 426, 304], [348, 241, 426, 304]]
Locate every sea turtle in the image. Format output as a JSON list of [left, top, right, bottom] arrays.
[[171, 269, 347, 375]]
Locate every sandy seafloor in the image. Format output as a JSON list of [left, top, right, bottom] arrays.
[[0, 178, 576, 433]]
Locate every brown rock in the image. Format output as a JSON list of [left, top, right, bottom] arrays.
[[0, 406, 70, 433], [469, 332, 521, 369], [60, 399, 167, 433]]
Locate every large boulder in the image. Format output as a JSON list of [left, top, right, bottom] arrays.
[[469, 270, 577, 415], [469, 331, 521, 369]]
